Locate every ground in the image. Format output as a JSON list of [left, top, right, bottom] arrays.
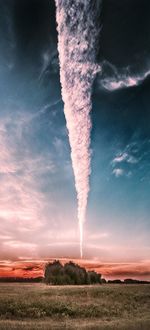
[[0, 283, 149, 329]]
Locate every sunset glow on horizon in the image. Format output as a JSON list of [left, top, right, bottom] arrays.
[[0, 258, 150, 281]]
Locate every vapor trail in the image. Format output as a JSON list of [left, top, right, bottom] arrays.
[[55, 0, 101, 258]]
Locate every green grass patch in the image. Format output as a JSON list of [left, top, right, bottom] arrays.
[[0, 283, 149, 329]]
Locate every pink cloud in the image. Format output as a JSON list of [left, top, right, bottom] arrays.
[[98, 60, 150, 91], [0, 258, 150, 280]]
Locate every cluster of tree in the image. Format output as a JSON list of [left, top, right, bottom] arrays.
[[44, 260, 102, 285], [107, 279, 150, 284], [0, 274, 149, 284], [124, 279, 150, 284], [0, 277, 43, 283]]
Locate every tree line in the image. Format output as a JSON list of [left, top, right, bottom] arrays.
[[44, 260, 102, 285]]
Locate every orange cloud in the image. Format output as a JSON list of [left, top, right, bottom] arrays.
[[0, 258, 150, 280]]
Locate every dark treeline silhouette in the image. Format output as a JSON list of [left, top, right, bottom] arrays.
[[0, 276, 149, 284], [108, 279, 150, 284], [0, 261, 149, 284], [44, 260, 102, 285], [0, 277, 43, 283]]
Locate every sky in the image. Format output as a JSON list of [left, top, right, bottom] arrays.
[[0, 0, 150, 280]]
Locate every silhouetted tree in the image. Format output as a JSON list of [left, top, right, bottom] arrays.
[[44, 260, 102, 285], [101, 278, 107, 284], [108, 279, 122, 284], [44, 260, 65, 285], [87, 271, 101, 284], [64, 261, 88, 285]]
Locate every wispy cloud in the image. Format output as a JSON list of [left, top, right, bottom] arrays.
[[112, 168, 124, 178], [112, 152, 138, 166], [112, 153, 128, 164], [0, 108, 59, 258], [38, 49, 59, 81], [3, 241, 37, 250], [97, 60, 150, 91], [111, 137, 145, 179], [0, 258, 150, 280], [88, 232, 110, 240]]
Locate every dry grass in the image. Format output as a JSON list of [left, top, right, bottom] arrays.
[[0, 283, 149, 329]]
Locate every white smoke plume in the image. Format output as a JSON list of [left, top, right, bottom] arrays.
[[55, 0, 101, 257]]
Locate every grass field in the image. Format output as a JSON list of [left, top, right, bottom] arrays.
[[0, 283, 149, 329]]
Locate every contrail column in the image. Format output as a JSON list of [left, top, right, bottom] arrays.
[[55, 0, 101, 258]]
